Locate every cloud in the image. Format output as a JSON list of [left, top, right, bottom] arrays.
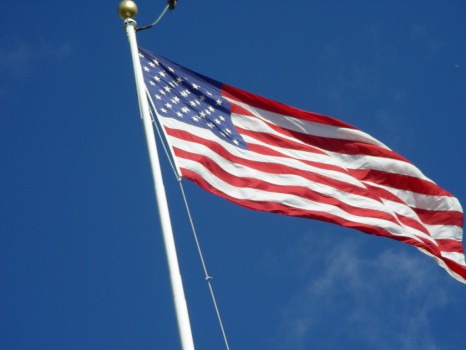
[[0, 40, 72, 76], [276, 234, 449, 350]]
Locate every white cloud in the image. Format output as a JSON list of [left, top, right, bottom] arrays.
[[276, 234, 450, 350]]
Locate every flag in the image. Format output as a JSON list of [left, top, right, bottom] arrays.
[[138, 47, 465, 284]]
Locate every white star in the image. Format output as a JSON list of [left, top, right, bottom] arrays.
[[192, 83, 200, 90], [152, 59, 159, 66], [159, 90, 166, 95], [219, 116, 225, 121], [207, 123, 214, 129], [199, 95, 206, 101], [192, 116, 200, 122], [161, 108, 167, 113], [164, 86, 171, 93], [154, 76, 161, 82], [208, 106, 215, 112], [155, 95, 162, 100], [149, 62, 156, 68], [233, 139, 239, 145], [181, 107, 189, 113], [190, 101, 197, 107], [200, 111, 206, 117], [176, 77, 183, 83], [177, 112, 183, 117], [172, 97, 180, 104], [149, 81, 155, 86], [143, 66, 150, 72], [159, 71, 166, 77], [225, 128, 232, 134], [165, 103, 172, 109], [216, 99, 222, 105], [138, 53, 144, 58], [214, 119, 221, 124], [168, 67, 175, 73]]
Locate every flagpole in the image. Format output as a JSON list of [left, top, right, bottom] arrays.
[[119, 2, 195, 349]]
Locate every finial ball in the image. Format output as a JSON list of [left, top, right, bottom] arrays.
[[118, 0, 138, 19]]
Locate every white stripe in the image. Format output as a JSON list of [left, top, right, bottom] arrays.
[[226, 98, 388, 148], [371, 184, 462, 212], [427, 225, 463, 241], [440, 252, 466, 266]]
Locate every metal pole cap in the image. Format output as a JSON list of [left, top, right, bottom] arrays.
[[118, 0, 138, 19]]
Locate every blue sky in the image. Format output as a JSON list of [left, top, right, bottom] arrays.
[[1, 1, 465, 349]]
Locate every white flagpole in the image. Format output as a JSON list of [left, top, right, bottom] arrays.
[[119, 3, 195, 350]]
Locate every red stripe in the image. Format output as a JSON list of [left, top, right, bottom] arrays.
[[362, 182, 406, 205], [266, 122, 408, 162], [349, 169, 453, 197], [236, 125, 350, 173], [395, 213, 430, 236], [223, 84, 355, 128], [413, 208, 463, 227], [236, 124, 327, 156], [246, 142, 348, 174], [231, 104, 410, 162], [436, 239, 464, 253]]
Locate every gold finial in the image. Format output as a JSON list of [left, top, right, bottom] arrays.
[[118, 0, 138, 19]]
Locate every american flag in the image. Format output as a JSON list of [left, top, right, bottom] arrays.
[[138, 47, 465, 284]]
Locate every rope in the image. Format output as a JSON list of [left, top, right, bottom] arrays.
[[136, 5, 170, 32], [178, 181, 231, 350]]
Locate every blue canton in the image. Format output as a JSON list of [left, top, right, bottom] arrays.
[[139, 48, 247, 149]]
